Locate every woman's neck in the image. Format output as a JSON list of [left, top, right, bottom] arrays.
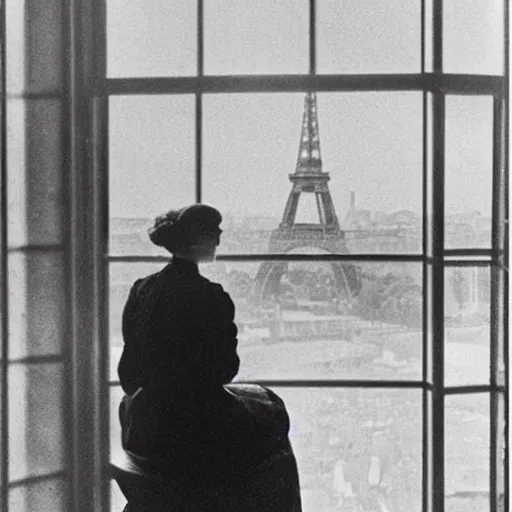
[[172, 251, 199, 264]]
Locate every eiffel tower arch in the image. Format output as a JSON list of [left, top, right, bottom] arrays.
[[253, 92, 360, 306]]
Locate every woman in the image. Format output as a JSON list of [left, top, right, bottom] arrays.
[[117, 204, 301, 510]]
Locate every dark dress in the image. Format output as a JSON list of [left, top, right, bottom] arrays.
[[118, 257, 301, 509]]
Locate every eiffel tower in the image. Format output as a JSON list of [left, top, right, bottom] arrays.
[[253, 92, 359, 305]]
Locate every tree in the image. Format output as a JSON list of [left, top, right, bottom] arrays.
[[353, 272, 422, 328]]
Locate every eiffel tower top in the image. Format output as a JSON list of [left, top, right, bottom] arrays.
[[294, 92, 326, 177]]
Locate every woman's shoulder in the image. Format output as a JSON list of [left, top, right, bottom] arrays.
[[130, 267, 168, 296], [198, 274, 227, 295], [198, 276, 234, 309]]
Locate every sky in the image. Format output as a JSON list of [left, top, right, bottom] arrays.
[[106, 0, 504, 220]]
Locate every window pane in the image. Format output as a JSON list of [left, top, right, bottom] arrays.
[[109, 261, 423, 382], [205, 260, 422, 381], [423, 0, 433, 72], [317, 0, 421, 74], [107, 0, 197, 77], [444, 266, 490, 387], [111, 479, 127, 512], [110, 385, 124, 461], [6, 0, 64, 95], [8, 252, 67, 359], [444, 0, 504, 75], [9, 477, 69, 512], [109, 95, 196, 254], [108, 384, 423, 511], [204, 0, 308, 75], [494, 392, 506, 511], [203, 92, 422, 255], [9, 363, 66, 481], [109, 262, 164, 381], [445, 394, 490, 511], [425, 390, 433, 512], [445, 96, 493, 250], [278, 388, 422, 512], [7, 99, 65, 248]]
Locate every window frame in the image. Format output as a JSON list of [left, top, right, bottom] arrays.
[[33, 0, 509, 511]]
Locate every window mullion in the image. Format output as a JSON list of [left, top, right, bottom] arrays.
[[309, 0, 316, 76], [196, 0, 203, 203], [489, 93, 506, 512], [195, 93, 202, 203], [197, 0, 204, 78], [431, 89, 445, 512], [0, 0, 9, 508]]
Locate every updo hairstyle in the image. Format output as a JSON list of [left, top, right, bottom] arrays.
[[148, 204, 222, 253]]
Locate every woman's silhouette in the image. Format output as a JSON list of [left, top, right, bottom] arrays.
[[117, 204, 302, 511]]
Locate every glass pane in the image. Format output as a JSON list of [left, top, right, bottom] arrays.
[[494, 392, 506, 511], [423, 0, 433, 72], [205, 0, 308, 75], [425, 390, 433, 512], [317, 0, 421, 74], [107, 0, 197, 77], [109, 95, 196, 255], [9, 477, 69, 512], [203, 92, 422, 255], [110, 385, 124, 461], [109, 262, 164, 381], [111, 479, 127, 512], [8, 252, 67, 359], [445, 394, 490, 511], [7, 99, 65, 248], [109, 261, 423, 382], [6, 0, 64, 95], [9, 363, 66, 481], [209, 260, 422, 381], [278, 388, 422, 512], [444, 266, 490, 387], [445, 96, 493, 250], [444, 0, 504, 75]]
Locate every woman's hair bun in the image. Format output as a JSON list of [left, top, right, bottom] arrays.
[[148, 210, 181, 250], [148, 204, 222, 253]]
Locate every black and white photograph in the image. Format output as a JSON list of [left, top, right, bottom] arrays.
[[0, 1, 509, 511]]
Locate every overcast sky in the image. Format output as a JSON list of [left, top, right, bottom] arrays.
[[106, 0, 503, 220]]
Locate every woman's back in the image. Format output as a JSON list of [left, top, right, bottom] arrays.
[[119, 258, 239, 400]]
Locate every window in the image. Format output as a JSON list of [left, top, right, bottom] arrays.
[[1, 1, 508, 511]]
